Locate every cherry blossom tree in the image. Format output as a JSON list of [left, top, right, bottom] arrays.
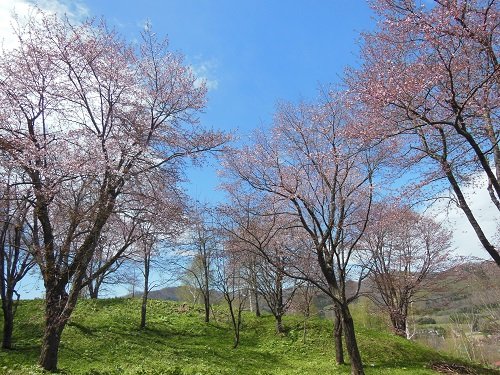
[[83, 216, 138, 299], [223, 97, 384, 375], [290, 280, 320, 343], [213, 242, 248, 349], [350, 0, 500, 265], [178, 205, 218, 323], [361, 202, 453, 338], [219, 200, 298, 334], [217, 191, 301, 333], [134, 174, 186, 329], [0, 11, 226, 371], [82, 200, 147, 299]]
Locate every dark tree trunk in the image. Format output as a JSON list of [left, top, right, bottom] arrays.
[[275, 314, 285, 334], [254, 288, 261, 317], [88, 280, 99, 299], [390, 311, 407, 338], [203, 293, 210, 323], [333, 304, 344, 365], [224, 290, 244, 349], [340, 304, 364, 375], [1, 286, 16, 350], [141, 248, 151, 329], [140, 292, 148, 329], [303, 320, 308, 343], [203, 260, 210, 323], [227, 297, 240, 348], [89, 289, 99, 299], [140, 272, 149, 329], [443, 162, 500, 266], [233, 314, 241, 349], [39, 289, 71, 372], [2, 303, 13, 350], [273, 271, 285, 334], [39, 321, 64, 371]]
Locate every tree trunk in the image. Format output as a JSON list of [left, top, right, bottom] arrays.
[[2, 306, 13, 350], [88, 276, 103, 299], [333, 305, 344, 365], [89, 289, 98, 299], [444, 163, 500, 266], [203, 294, 210, 323], [1, 287, 16, 350], [227, 297, 239, 348], [140, 292, 148, 329], [275, 314, 285, 334], [39, 321, 64, 371], [141, 250, 150, 329], [235, 307, 243, 349], [303, 319, 308, 343], [88, 280, 99, 299], [203, 258, 210, 323], [390, 312, 407, 338], [254, 288, 261, 317], [274, 271, 285, 334], [140, 277, 148, 329], [340, 305, 364, 375], [38, 290, 70, 372]]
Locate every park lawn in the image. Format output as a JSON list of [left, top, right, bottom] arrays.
[[0, 298, 497, 375]]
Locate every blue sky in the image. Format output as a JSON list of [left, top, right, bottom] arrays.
[[80, 0, 376, 202]]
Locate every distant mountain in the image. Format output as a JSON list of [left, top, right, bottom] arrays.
[[127, 261, 499, 318], [146, 287, 183, 301], [128, 286, 223, 303], [416, 260, 500, 315]]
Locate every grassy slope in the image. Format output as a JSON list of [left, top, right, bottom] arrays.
[[0, 299, 497, 375]]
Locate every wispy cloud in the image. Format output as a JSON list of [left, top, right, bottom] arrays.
[[0, 0, 88, 49], [191, 60, 219, 91]]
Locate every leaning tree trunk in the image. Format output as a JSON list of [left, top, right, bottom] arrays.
[[333, 304, 344, 365], [340, 304, 365, 375], [226, 297, 240, 348], [443, 162, 500, 266]]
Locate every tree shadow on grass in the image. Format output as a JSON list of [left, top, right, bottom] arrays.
[[97, 322, 285, 374], [67, 321, 95, 336]]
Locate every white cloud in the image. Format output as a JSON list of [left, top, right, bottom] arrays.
[[191, 60, 219, 91], [0, 0, 88, 50], [428, 174, 498, 260]]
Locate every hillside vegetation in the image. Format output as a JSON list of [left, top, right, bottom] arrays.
[[0, 299, 498, 375]]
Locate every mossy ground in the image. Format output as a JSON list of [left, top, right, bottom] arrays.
[[0, 298, 497, 374]]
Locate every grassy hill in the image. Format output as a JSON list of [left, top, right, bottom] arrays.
[[0, 298, 498, 375]]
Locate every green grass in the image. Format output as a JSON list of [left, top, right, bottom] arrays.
[[0, 298, 498, 374]]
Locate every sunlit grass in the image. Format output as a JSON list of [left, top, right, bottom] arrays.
[[0, 298, 497, 374]]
